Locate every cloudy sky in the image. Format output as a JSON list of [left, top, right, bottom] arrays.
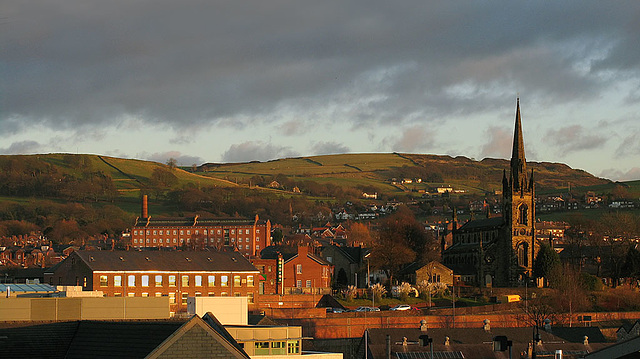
[[2, 1, 640, 181]]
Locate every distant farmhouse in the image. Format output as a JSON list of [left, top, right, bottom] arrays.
[[443, 99, 539, 287]]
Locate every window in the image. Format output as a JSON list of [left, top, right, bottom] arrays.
[[221, 292, 228, 296], [181, 275, 189, 287], [114, 276, 122, 287], [187, 230, 191, 235], [128, 275, 135, 287], [256, 245, 260, 250], [245, 245, 249, 250], [141, 275, 149, 287], [221, 276, 228, 287], [208, 275, 215, 287], [114, 292, 122, 297], [234, 275, 241, 287], [155, 275, 162, 286], [169, 293, 176, 304], [288, 340, 300, 354], [134, 230, 138, 235], [296, 280, 302, 288], [153, 230, 157, 235], [127, 293, 135, 297], [181, 293, 188, 305], [247, 293, 254, 303], [142, 292, 149, 297], [195, 292, 202, 297], [271, 341, 286, 355], [195, 275, 202, 287], [155, 292, 162, 297], [208, 292, 215, 296], [247, 276, 254, 287], [306, 280, 312, 288], [255, 342, 270, 355], [159, 230, 163, 235], [100, 275, 108, 287], [518, 204, 528, 225], [296, 264, 302, 274]]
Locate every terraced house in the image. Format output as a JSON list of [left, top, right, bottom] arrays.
[[45, 250, 261, 314]]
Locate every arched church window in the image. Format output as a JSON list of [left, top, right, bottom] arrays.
[[517, 242, 528, 267], [518, 204, 528, 225]]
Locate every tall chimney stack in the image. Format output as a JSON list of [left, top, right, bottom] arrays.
[[142, 194, 148, 218]]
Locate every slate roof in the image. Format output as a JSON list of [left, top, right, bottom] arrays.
[[364, 327, 610, 359], [133, 216, 264, 228], [65, 250, 259, 272]]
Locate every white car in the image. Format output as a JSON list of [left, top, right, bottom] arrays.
[[354, 306, 380, 312], [390, 304, 412, 311]]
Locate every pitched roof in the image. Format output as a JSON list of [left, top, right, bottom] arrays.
[[70, 250, 259, 272], [133, 216, 267, 228], [456, 217, 504, 231]]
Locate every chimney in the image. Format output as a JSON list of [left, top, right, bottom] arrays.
[[483, 319, 491, 331], [142, 195, 148, 218]]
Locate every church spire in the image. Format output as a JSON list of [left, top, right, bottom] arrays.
[[510, 98, 527, 190]]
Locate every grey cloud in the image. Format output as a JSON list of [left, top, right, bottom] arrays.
[[599, 167, 640, 182], [310, 141, 351, 156], [480, 126, 512, 159], [221, 141, 299, 163], [616, 130, 640, 157], [0, 140, 44, 154], [142, 151, 204, 166], [390, 125, 436, 153], [3, 1, 640, 134], [543, 125, 608, 154]]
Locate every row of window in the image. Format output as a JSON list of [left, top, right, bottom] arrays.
[[296, 280, 316, 288], [253, 340, 300, 355], [131, 237, 259, 250], [133, 229, 258, 236], [99, 274, 254, 288]]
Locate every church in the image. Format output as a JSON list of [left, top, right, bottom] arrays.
[[442, 99, 539, 287]]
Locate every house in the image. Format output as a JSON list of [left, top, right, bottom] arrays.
[[320, 244, 368, 288], [130, 196, 272, 257], [44, 250, 261, 314], [0, 314, 251, 358], [400, 261, 454, 286], [260, 246, 334, 295]]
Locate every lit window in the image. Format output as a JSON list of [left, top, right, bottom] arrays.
[[208, 275, 215, 287], [159, 230, 163, 235], [168, 275, 176, 287], [128, 275, 135, 287], [99, 275, 108, 287], [306, 280, 311, 288], [187, 230, 191, 235], [296, 264, 302, 274], [234, 275, 241, 287], [296, 280, 302, 288], [142, 292, 149, 297], [146, 230, 150, 235], [231, 229, 235, 234], [247, 292, 254, 303], [141, 275, 149, 287], [221, 292, 228, 296], [180, 230, 184, 235], [181, 293, 188, 305], [288, 340, 300, 354], [155, 292, 162, 297], [169, 293, 176, 304], [181, 275, 189, 287], [155, 275, 162, 286], [114, 276, 122, 287], [153, 230, 156, 235], [127, 293, 135, 297], [221, 276, 228, 287], [256, 245, 260, 250], [195, 275, 202, 286], [173, 230, 177, 235], [247, 276, 254, 287]]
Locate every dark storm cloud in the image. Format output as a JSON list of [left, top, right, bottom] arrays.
[[3, 1, 640, 132]]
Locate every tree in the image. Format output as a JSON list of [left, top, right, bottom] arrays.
[[533, 244, 560, 286], [271, 228, 284, 244], [347, 222, 373, 247], [166, 158, 177, 169]]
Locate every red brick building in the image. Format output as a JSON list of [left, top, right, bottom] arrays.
[[44, 250, 260, 314], [260, 246, 334, 295], [129, 196, 272, 257]]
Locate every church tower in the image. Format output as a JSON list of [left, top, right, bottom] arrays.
[[499, 98, 537, 285]]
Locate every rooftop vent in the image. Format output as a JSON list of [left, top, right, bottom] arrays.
[[145, 257, 150, 261], [231, 257, 237, 262], [119, 256, 125, 261], [186, 257, 191, 262], [89, 256, 95, 262], [207, 257, 212, 262]]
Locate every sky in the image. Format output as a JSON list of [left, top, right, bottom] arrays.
[[2, 1, 640, 181]]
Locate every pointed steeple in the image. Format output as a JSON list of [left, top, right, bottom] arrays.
[[510, 98, 527, 191]]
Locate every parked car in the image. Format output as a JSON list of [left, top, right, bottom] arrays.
[[326, 307, 346, 313], [390, 304, 412, 311], [354, 306, 380, 312]]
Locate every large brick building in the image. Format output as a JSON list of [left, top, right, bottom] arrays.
[[44, 250, 261, 313], [261, 246, 334, 295], [130, 195, 272, 257]]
